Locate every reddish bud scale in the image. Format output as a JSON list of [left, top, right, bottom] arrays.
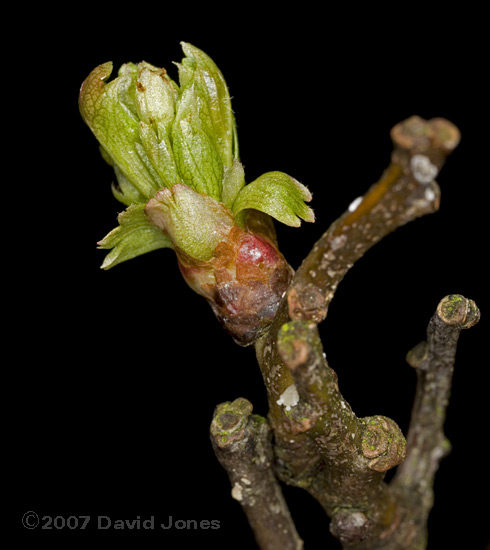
[[177, 226, 292, 345]]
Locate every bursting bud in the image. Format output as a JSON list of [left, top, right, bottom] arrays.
[[80, 43, 315, 344]]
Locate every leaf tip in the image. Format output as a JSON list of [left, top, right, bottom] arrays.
[[100, 255, 113, 270], [304, 206, 316, 223]]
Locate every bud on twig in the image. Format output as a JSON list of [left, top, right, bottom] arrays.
[[81, 43, 315, 344]]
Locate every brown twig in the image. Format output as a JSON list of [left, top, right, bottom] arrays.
[[210, 398, 303, 550], [214, 117, 476, 549], [256, 115, 460, 436], [392, 294, 480, 547], [286, 116, 460, 324], [251, 117, 467, 549], [276, 320, 407, 545]]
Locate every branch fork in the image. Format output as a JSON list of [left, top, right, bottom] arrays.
[[210, 117, 479, 549]]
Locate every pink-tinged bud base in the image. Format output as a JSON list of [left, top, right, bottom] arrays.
[[177, 226, 292, 345]]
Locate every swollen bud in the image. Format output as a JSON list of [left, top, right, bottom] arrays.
[[145, 184, 292, 344], [179, 223, 293, 345], [82, 42, 314, 344], [145, 184, 235, 261]]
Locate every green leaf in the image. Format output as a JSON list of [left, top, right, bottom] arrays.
[[145, 184, 235, 261], [180, 43, 236, 170], [221, 159, 245, 210], [232, 116, 240, 161], [79, 62, 162, 200], [98, 145, 146, 206], [111, 165, 148, 206], [80, 62, 112, 124], [171, 86, 224, 200], [135, 62, 178, 139], [138, 122, 181, 189], [98, 204, 173, 269], [175, 60, 194, 89], [115, 63, 139, 118], [231, 172, 315, 227]]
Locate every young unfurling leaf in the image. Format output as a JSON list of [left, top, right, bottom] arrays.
[[145, 184, 235, 262], [98, 205, 173, 270], [179, 42, 236, 169], [80, 63, 163, 199], [232, 172, 315, 227], [82, 43, 315, 344]]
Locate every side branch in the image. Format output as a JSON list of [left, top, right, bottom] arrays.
[[251, 117, 467, 550], [210, 398, 303, 550], [276, 321, 407, 545], [286, 116, 460, 324], [258, 116, 461, 434], [394, 295, 480, 513]]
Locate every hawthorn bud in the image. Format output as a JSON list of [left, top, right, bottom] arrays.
[[146, 186, 292, 344], [82, 42, 313, 344], [188, 226, 292, 345]]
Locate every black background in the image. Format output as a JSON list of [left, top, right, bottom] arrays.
[[12, 5, 488, 549]]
